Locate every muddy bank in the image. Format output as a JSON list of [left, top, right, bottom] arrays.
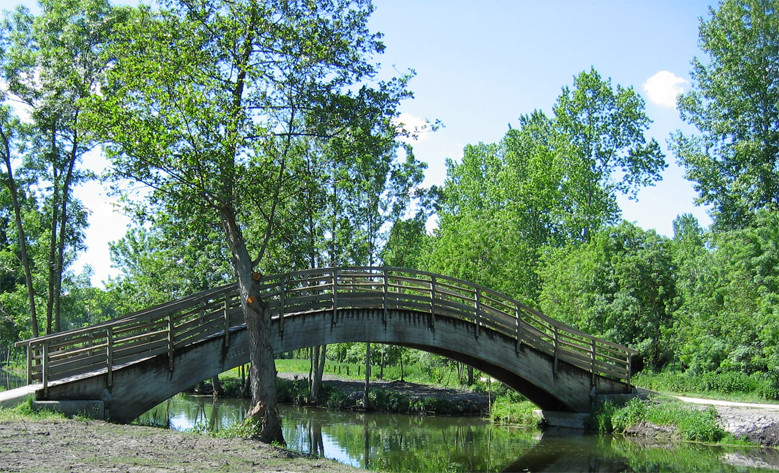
[[0, 417, 359, 473]]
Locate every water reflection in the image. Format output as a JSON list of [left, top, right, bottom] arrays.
[[138, 394, 779, 472], [0, 369, 25, 391]]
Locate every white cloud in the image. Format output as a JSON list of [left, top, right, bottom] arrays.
[[643, 71, 688, 109], [393, 112, 434, 143]]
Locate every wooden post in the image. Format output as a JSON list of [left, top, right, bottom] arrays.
[[552, 326, 559, 376], [106, 327, 114, 388], [382, 269, 388, 323], [223, 294, 230, 348], [515, 305, 522, 353], [429, 276, 437, 329], [42, 342, 49, 396], [626, 352, 632, 385], [167, 313, 175, 371], [279, 277, 286, 335], [474, 288, 481, 338], [332, 269, 339, 325], [26, 344, 32, 385], [590, 339, 596, 386]]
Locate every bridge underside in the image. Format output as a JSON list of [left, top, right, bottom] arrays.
[[41, 308, 633, 423]]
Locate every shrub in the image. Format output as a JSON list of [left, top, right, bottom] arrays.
[[611, 397, 646, 432]]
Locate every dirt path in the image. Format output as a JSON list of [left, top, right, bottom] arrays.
[[675, 395, 779, 446]]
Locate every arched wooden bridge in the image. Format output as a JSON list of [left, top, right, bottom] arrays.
[[14, 267, 637, 422]]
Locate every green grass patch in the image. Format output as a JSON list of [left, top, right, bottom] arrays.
[[0, 398, 67, 422], [490, 398, 538, 425], [594, 397, 728, 443]]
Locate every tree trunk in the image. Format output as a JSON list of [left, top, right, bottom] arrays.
[[211, 375, 222, 399], [220, 205, 283, 444], [0, 134, 39, 338], [363, 342, 371, 409], [309, 345, 326, 403]]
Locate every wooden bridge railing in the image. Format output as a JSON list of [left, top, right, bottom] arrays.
[[15, 267, 637, 393]]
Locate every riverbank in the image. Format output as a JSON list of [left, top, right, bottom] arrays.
[[0, 414, 359, 473], [276, 372, 491, 415]]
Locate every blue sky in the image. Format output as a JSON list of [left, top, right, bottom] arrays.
[[3, 0, 717, 285]]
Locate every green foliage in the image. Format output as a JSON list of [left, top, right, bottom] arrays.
[[673, 0, 779, 230], [490, 398, 538, 425], [602, 397, 726, 443], [611, 397, 646, 432], [428, 69, 664, 302], [671, 210, 779, 378], [539, 221, 676, 370], [589, 401, 618, 434], [633, 369, 779, 401]]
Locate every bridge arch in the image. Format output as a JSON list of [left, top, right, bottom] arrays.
[[16, 267, 636, 422]]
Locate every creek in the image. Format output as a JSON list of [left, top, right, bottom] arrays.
[[136, 393, 779, 472]]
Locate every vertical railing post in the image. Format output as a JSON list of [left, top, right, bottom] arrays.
[[382, 269, 388, 323], [279, 277, 286, 335], [515, 305, 522, 353], [223, 293, 230, 348], [474, 288, 481, 338], [167, 313, 175, 371], [552, 325, 559, 376], [26, 344, 32, 385], [331, 269, 339, 325], [42, 342, 49, 396], [626, 352, 632, 385], [590, 339, 596, 386], [429, 276, 437, 329], [106, 327, 114, 388]]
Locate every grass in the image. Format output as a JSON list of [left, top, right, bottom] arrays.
[[490, 397, 538, 425], [632, 370, 779, 403], [0, 397, 67, 422], [591, 396, 734, 444]]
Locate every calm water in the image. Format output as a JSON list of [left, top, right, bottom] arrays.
[[0, 369, 25, 390], [137, 393, 779, 472]]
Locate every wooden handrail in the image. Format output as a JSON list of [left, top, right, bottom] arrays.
[[14, 267, 638, 389]]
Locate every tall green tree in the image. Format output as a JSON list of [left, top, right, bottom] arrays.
[[429, 69, 665, 302], [2, 0, 122, 334], [553, 67, 665, 240], [85, 0, 411, 443], [673, 0, 779, 230], [0, 100, 40, 338]]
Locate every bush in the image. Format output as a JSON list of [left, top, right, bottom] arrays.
[[611, 397, 646, 432], [588, 401, 618, 433]]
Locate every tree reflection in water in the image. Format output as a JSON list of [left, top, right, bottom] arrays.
[[138, 394, 779, 472]]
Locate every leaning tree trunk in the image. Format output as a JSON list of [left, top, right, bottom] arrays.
[[220, 205, 284, 444]]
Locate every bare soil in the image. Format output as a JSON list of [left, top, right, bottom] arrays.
[[0, 417, 359, 473]]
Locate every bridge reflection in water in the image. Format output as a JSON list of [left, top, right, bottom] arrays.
[[141, 393, 777, 473], [15, 267, 636, 422]]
